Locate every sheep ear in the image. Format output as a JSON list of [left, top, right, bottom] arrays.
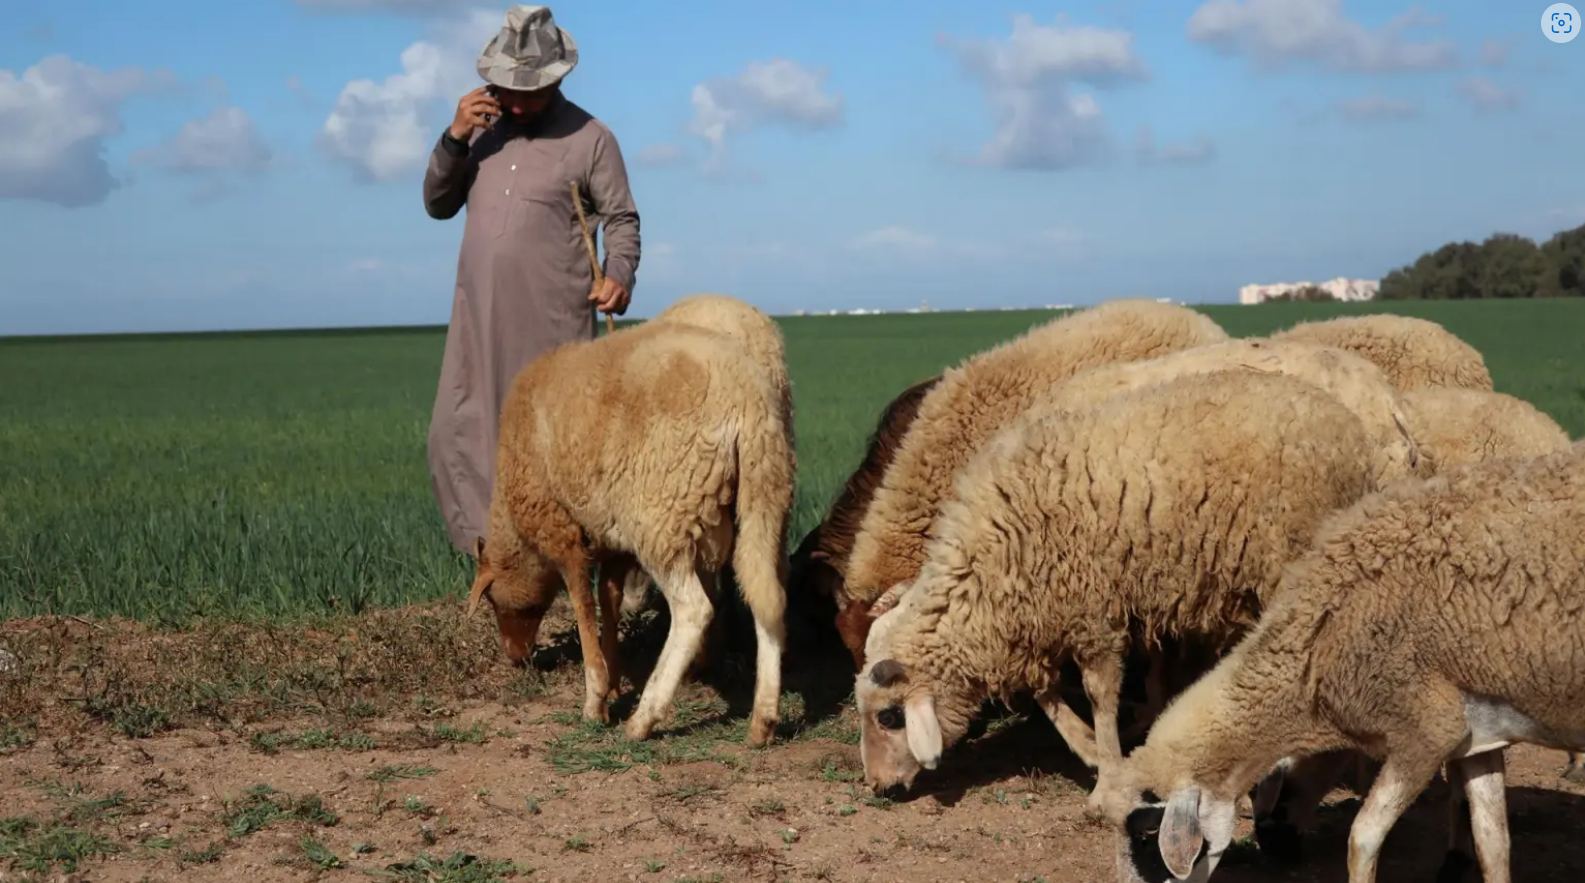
[[869, 658, 907, 687], [904, 693, 943, 770], [466, 553, 495, 617], [1158, 787, 1204, 880], [868, 582, 907, 618]]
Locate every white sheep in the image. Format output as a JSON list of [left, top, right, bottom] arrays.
[[1269, 312, 1492, 392], [853, 369, 1380, 812], [1101, 440, 1585, 883]]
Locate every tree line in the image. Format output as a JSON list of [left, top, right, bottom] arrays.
[[1265, 222, 1585, 302]]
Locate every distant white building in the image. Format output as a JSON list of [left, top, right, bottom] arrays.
[[1239, 277, 1379, 305]]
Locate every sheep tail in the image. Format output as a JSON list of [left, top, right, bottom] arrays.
[[730, 380, 795, 645]]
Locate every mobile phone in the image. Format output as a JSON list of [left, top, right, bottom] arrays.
[[484, 84, 498, 124]]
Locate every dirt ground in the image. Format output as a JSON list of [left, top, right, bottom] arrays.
[[3, 602, 1584, 883]]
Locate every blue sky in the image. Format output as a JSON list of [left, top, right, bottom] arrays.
[[1, 0, 1581, 335]]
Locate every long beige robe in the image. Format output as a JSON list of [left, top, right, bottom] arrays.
[[422, 93, 640, 555]]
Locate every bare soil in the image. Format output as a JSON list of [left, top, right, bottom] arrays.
[[2, 601, 1583, 883]]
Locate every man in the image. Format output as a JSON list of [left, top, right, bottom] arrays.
[[422, 4, 640, 556]]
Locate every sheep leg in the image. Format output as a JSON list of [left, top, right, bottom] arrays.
[[1441, 749, 1509, 883], [1346, 752, 1446, 883], [1034, 685, 1100, 768], [1254, 750, 1356, 866], [1078, 651, 1126, 817], [597, 557, 630, 703], [557, 549, 612, 724], [1562, 750, 1585, 784], [625, 566, 713, 741]]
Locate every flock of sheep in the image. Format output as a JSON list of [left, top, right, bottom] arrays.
[[462, 293, 1582, 883]]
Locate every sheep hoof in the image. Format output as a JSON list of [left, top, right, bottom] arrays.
[[582, 699, 611, 726], [1083, 791, 1109, 821], [1563, 761, 1585, 784], [624, 716, 655, 742], [747, 715, 778, 748]]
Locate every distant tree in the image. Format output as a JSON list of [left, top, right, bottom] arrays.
[[1377, 225, 1580, 300]]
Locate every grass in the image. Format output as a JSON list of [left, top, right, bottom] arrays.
[[1, 299, 1582, 623]]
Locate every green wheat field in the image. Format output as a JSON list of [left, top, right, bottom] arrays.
[[4, 298, 1582, 624]]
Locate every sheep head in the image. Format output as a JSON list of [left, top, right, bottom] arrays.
[[853, 655, 950, 794], [1103, 763, 1239, 883], [466, 535, 562, 666]]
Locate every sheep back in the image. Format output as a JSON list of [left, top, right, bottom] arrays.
[[649, 292, 795, 447], [1399, 387, 1572, 474], [1051, 337, 1423, 486], [1269, 313, 1492, 392], [844, 299, 1230, 612], [497, 319, 784, 577]]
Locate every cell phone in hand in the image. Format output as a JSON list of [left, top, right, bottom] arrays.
[[484, 84, 498, 124]]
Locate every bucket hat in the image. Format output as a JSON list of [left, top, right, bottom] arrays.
[[476, 5, 578, 91]]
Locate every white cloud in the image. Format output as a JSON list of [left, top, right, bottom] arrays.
[[1187, 0, 1458, 73], [940, 14, 1148, 170], [685, 58, 843, 176], [1334, 94, 1418, 122], [136, 106, 273, 175], [0, 54, 176, 208], [1456, 76, 1519, 113], [1135, 126, 1218, 165], [634, 142, 688, 168], [317, 7, 497, 182]]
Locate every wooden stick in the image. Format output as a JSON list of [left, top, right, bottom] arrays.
[[570, 180, 616, 335]]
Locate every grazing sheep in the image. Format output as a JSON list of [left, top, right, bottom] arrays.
[[854, 370, 1378, 811], [1101, 440, 1585, 883], [465, 319, 794, 747], [614, 293, 798, 674], [841, 299, 1229, 662], [1269, 313, 1492, 392], [1249, 386, 1577, 866], [787, 374, 943, 668]]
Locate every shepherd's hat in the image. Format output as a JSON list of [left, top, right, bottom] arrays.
[[476, 5, 578, 91]]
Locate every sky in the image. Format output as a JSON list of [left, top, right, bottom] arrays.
[[1, 0, 1582, 335]]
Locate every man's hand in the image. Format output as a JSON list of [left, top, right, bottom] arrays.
[[448, 87, 500, 141], [589, 277, 630, 316]]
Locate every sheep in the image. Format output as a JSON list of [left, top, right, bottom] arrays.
[[854, 369, 1380, 812], [786, 374, 943, 669], [848, 336, 1423, 764], [464, 318, 794, 747], [840, 299, 1229, 663], [1100, 440, 1585, 883], [613, 293, 798, 675], [1248, 386, 1577, 866], [1269, 312, 1493, 392]]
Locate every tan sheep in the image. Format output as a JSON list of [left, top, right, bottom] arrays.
[[1269, 313, 1493, 392], [1101, 441, 1585, 883], [853, 370, 1378, 813], [841, 299, 1229, 662], [1248, 386, 1577, 868], [464, 319, 794, 747]]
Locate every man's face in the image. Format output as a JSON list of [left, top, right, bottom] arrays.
[[494, 86, 555, 119]]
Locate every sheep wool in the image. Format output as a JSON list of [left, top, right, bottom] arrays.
[[1399, 386, 1571, 473], [843, 299, 1229, 644], [854, 369, 1377, 805], [1269, 313, 1492, 392], [1104, 441, 1585, 883], [466, 319, 794, 747], [650, 292, 796, 448]]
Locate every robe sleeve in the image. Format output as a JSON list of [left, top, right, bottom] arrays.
[[423, 131, 478, 221], [587, 126, 641, 301]]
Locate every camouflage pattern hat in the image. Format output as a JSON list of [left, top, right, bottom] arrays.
[[476, 5, 578, 91]]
